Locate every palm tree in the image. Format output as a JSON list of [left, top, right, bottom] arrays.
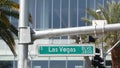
[[82, 1, 120, 68], [0, 0, 32, 57], [0, 0, 20, 56]]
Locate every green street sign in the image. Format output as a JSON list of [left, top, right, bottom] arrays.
[[38, 44, 95, 56]]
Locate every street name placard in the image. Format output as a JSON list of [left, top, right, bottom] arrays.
[[38, 44, 95, 56]]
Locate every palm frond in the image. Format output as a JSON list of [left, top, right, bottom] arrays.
[[82, 1, 120, 48], [9, 24, 18, 36], [0, 12, 10, 27], [87, 8, 103, 20], [0, 0, 32, 23], [0, 18, 9, 29], [0, 0, 19, 10], [0, 28, 17, 56], [0, 8, 19, 19], [81, 17, 92, 24], [0, 0, 32, 56], [98, 5, 111, 23], [0, 7, 32, 23]]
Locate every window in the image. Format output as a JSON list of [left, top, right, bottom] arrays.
[[0, 61, 13, 68], [31, 0, 87, 30], [67, 61, 83, 68], [50, 61, 65, 68], [32, 61, 48, 68]]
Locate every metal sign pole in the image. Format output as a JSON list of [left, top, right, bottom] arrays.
[[18, 0, 30, 68]]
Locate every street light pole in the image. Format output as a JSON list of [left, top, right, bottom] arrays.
[[18, 0, 30, 68], [32, 23, 120, 40]]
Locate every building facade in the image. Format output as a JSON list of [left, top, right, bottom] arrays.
[[0, 0, 117, 68]]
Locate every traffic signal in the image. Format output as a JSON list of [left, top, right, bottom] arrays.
[[87, 35, 96, 43], [92, 48, 105, 68]]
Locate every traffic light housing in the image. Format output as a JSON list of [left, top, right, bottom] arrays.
[[87, 35, 97, 43], [92, 48, 105, 68], [89, 36, 96, 42]]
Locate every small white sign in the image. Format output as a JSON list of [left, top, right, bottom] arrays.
[[92, 20, 107, 26]]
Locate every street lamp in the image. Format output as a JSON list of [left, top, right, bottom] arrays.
[[96, 9, 101, 13]]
